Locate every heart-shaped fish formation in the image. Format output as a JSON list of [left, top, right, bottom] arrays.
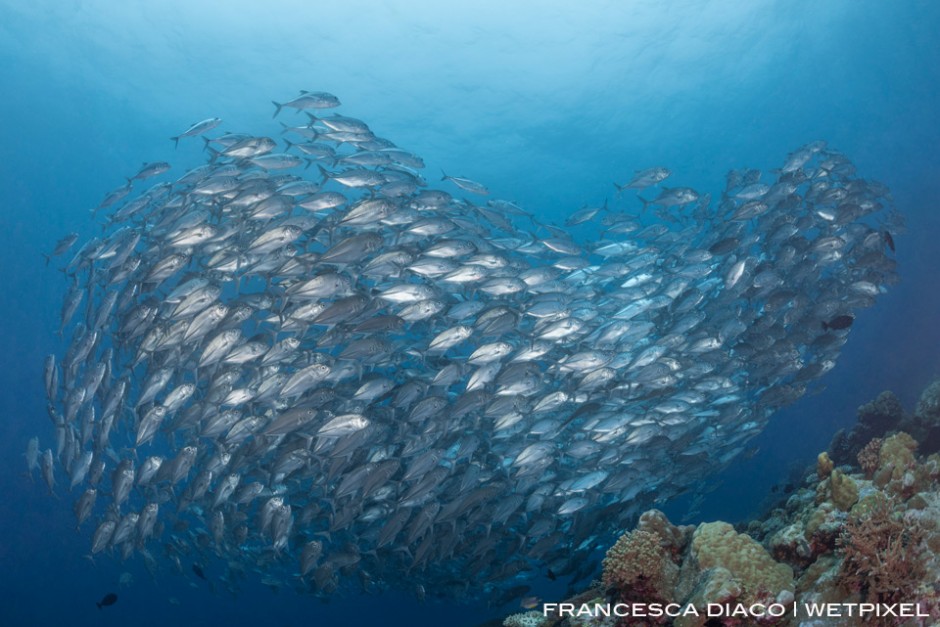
[[34, 91, 900, 601]]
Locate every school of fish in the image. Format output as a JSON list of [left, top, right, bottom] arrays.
[[29, 90, 901, 602]]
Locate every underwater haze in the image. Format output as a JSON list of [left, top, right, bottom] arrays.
[[2, 1, 939, 626]]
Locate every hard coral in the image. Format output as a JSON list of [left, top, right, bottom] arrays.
[[601, 529, 672, 602], [829, 391, 904, 465], [829, 469, 859, 511], [836, 498, 926, 606], [688, 522, 794, 607], [816, 452, 834, 480], [874, 432, 918, 492], [503, 610, 546, 627], [857, 437, 882, 478]]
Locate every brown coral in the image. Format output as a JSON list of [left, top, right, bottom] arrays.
[[857, 437, 882, 478], [816, 451, 834, 479], [836, 498, 926, 606]]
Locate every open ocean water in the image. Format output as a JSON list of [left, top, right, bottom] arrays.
[[1, 1, 939, 625]]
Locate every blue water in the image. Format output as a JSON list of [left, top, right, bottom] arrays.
[[2, 1, 939, 625]]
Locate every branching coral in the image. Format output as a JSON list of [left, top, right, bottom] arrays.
[[857, 437, 882, 478], [836, 498, 926, 605]]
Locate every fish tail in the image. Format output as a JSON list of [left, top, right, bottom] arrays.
[[170, 136, 179, 149], [283, 138, 295, 151], [272, 101, 283, 118], [821, 321, 829, 331], [612, 182, 625, 198], [638, 195, 651, 213], [317, 164, 331, 182], [42, 253, 51, 266], [440, 169, 448, 181], [96, 602, 102, 610]]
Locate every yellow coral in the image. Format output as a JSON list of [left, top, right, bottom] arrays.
[[817, 451, 834, 479], [877, 432, 917, 484], [830, 469, 859, 511], [601, 529, 663, 590], [690, 522, 794, 603]]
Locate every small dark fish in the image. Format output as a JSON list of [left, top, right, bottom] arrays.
[[883, 230, 895, 252], [96, 593, 118, 609], [546, 569, 556, 581], [192, 563, 207, 580], [822, 314, 854, 331]]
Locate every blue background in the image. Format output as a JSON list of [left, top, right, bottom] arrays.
[[1, 1, 938, 624]]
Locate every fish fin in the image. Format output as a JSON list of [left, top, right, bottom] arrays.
[[271, 101, 283, 118]]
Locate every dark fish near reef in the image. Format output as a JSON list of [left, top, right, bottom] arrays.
[[883, 230, 895, 252], [96, 593, 117, 609], [822, 314, 855, 331], [33, 96, 899, 604]]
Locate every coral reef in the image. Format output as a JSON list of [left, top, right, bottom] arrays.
[[829, 391, 904, 466], [836, 497, 926, 605], [828, 469, 859, 511], [816, 452, 833, 480], [503, 611, 547, 627], [512, 440, 940, 626], [499, 385, 940, 627], [857, 437, 882, 478], [601, 529, 677, 604]]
